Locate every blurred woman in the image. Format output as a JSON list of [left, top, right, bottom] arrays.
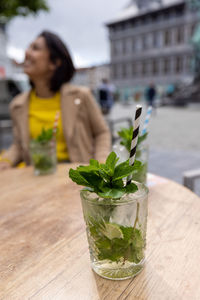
[[0, 31, 111, 170]]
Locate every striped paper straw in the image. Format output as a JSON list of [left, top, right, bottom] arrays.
[[53, 111, 60, 139], [127, 105, 143, 185], [141, 106, 152, 135]]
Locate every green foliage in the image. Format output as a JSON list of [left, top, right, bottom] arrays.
[[132, 162, 147, 184], [88, 217, 144, 263], [138, 132, 148, 145], [32, 153, 53, 171], [69, 152, 141, 199], [34, 127, 57, 144], [0, 0, 49, 21], [117, 126, 148, 152], [117, 126, 133, 152]]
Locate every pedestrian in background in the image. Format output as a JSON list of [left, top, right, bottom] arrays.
[[98, 78, 114, 115], [0, 31, 111, 170], [145, 83, 157, 109]]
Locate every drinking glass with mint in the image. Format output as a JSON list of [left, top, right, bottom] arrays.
[[30, 128, 57, 175], [69, 152, 148, 280], [113, 126, 149, 183]]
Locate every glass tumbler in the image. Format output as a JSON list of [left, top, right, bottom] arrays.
[[80, 182, 148, 280]]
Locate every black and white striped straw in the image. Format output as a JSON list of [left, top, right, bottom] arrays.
[[126, 105, 143, 185]]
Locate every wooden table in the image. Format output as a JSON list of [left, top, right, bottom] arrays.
[[1, 164, 200, 300]]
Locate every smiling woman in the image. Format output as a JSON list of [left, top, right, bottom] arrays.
[[0, 31, 111, 170]]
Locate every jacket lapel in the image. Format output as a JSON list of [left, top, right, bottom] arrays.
[[60, 84, 81, 142]]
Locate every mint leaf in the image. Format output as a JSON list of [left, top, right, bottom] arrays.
[[87, 217, 145, 263], [98, 188, 125, 199], [69, 169, 90, 186], [78, 171, 103, 191], [113, 160, 135, 181], [112, 179, 124, 189], [105, 152, 119, 174], [35, 127, 54, 143], [120, 226, 134, 241], [132, 160, 142, 170], [90, 159, 99, 168], [77, 165, 99, 173], [118, 127, 133, 152], [125, 183, 138, 194], [69, 152, 141, 199], [113, 160, 141, 181], [118, 127, 148, 152], [99, 164, 112, 181], [132, 162, 147, 183]]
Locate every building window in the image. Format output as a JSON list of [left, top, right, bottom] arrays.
[[122, 40, 126, 55], [132, 38, 135, 51], [153, 31, 162, 48], [122, 63, 127, 78], [132, 63, 136, 77], [112, 64, 117, 79], [190, 24, 197, 37], [135, 37, 142, 51], [142, 61, 147, 76], [126, 38, 132, 53], [153, 32, 158, 48], [175, 6, 184, 17], [118, 64, 122, 78], [186, 55, 192, 72], [164, 11, 170, 20], [164, 30, 171, 46], [164, 58, 170, 74], [152, 13, 158, 23], [111, 42, 117, 56], [175, 57, 183, 73], [147, 33, 153, 49], [152, 60, 159, 75], [142, 35, 148, 50], [176, 27, 184, 44]]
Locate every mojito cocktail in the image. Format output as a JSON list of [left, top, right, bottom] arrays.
[[30, 140, 57, 175], [69, 152, 148, 280], [80, 183, 148, 280]]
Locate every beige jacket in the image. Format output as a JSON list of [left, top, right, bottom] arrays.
[[2, 83, 111, 165]]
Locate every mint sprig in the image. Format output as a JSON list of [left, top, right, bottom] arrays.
[[69, 152, 141, 199], [88, 217, 144, 263], [34, 127, 59, 144], [118, 126, 148, 152]]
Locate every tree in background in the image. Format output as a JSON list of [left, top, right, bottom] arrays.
[[0, 0, 49, 26]]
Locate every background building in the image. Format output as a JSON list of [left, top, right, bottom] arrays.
[[106, 0, 199, 99], [72, 63, 111, 92]]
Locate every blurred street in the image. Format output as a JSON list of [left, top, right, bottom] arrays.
[[1, 101, 200, 194], [108, 102, 200, 194]]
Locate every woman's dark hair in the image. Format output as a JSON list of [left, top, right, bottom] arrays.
[[38, 30, 76, 92]]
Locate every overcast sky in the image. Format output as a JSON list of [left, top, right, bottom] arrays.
[[7, 0, 128, 67]]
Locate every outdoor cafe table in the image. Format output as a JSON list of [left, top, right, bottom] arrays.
[[0, 164, 200, 300]]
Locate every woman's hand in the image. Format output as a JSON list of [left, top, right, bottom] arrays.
[[0, 161, 12, 171]]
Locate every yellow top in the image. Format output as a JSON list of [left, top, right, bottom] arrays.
[[29, 90, 69, 161]]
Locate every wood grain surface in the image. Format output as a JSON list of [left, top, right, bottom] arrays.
[[0, 164, 200, 300]]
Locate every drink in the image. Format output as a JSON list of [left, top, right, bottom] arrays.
[[30, 140, 57, 175], [113, 141, 149, 184], [134, 142, 149, 184], [80, 182, 148, 280]]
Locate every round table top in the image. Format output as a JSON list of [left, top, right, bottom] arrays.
[[0, 164, 200, 299]]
